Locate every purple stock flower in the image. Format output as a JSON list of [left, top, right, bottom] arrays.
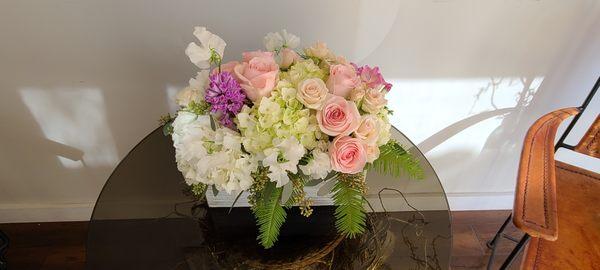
[[205, 71, 246, 129], [351, 63, 392, 91]]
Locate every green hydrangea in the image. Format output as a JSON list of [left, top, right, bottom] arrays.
[[236, 80, 322, 156], [281, 59, 326, 87]]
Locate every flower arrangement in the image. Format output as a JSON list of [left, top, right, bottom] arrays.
[[165, 27, 423, 249]]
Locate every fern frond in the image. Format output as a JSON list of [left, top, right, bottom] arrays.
[[332, 176, 366, 238], [253, 182, 287, 249], [368, 140, 424, 179]]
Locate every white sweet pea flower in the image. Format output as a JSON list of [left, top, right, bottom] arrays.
[[262, 137, 306, 187], [189, 70, 210, 90], [175, 70, 209, 107], [185, 26, 226, 69], [263, 29, 300, 51], [300, 149, 332, 180], [171, 112, 257, 194]]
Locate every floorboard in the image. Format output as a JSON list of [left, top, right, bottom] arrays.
[[0, 211, 521, 269]]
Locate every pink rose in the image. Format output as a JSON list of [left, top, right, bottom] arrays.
[[305, 41, 332, 59], [326, 64, 359, 98], [242, 51, 274, 62], [278, 48, 299, 69], [233, 51, 279, 102], [364, 144, 380, 163], [297, 78, 329, 109], [329, 136, 367, 174], [362, 88, 388, 114], [212, 61, 239, 75], [354, 115, 380, 144], [349, 85, 366, 102], [317, 96, 361, 136]]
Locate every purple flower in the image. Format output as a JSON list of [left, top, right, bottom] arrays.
[[205, 71, 246, 129], [352, 63, 392, 91]]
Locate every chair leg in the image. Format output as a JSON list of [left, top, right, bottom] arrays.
[[498, 234, 530, 270], [0, 229, 8, 270], [487, 213, 512, 249], [486, 214, 512, 270]]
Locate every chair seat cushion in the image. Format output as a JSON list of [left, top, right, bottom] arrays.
[[522, 161, 600, 270]]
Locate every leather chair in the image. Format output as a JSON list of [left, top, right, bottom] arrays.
[[487, 77, 599, 270]]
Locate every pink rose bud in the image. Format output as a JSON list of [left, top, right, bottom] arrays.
[[362, 87, 388, 114], [326, 64, 360, 98], [278, 48, 299, 69]]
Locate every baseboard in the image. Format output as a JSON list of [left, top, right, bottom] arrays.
[[0, 192, 514, 223], [0, 203, 94, 223], [446, 192, 514, 211]]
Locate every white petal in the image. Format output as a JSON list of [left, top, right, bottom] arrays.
[[264, 31, 284, 51], [193, 26, 226, 57], [189, 70, 209, 90], [185, 42, 211, 69], [282, 29, 300, 49]]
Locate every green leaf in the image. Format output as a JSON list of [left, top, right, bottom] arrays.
[[367, 140, 424, 179], [280, 182, 293, 205], [332, 179, 366, 238], [284, 174, 306, 208], [211, 185, 219, 197], [228, 191, 244, 214], [162, 121, 173, 136], [253, 182, 287, 249]]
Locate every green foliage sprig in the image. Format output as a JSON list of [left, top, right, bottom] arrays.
[[332, 172, 367, 238], [285, 173, 313, 217], [159, 114, 175, 136], [186, 101, 211, 115], [252, 181, 286, 249], [367, 140, 424, 180]]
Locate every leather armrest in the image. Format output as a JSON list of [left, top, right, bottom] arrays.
[[513, 108, 579, 241], [574, 114, 600, 158]]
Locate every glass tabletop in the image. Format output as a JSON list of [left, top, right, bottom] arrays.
[[86, 126, 451, 270]]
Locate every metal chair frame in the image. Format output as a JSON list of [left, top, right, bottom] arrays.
[[486, 76, 599, 270]]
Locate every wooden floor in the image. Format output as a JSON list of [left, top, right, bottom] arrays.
[[0, 210, 522, 270]]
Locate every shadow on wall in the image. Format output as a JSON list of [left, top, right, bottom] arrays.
[[387, 76, 545, 194]]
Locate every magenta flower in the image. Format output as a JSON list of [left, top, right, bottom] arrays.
[[352, 63, 392, 91], [205, 71, 246, 129]]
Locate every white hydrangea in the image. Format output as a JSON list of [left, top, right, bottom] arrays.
[[376, 109, 392, 146], [300, 149, 332, 180], [171, 111, 257, 194], [262, 137, 306, 187], [185, 26, 226, 69], [175, 70, 209, 107], [264, 29, 300, 51]]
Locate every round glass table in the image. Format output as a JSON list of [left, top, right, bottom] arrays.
[[86, 127, 451, 269]]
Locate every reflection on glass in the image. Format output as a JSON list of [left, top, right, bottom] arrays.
[[87, 126, 451, 269]]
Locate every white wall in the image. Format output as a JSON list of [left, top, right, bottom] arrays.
[[1, 0, 599, 222]]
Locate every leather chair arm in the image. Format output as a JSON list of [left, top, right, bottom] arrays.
[[513, 108, 579, 241]]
